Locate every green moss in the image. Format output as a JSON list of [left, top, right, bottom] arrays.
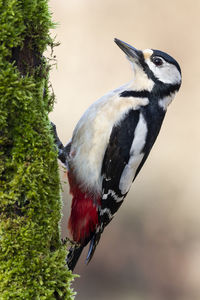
[[0, 0, 75, 299]]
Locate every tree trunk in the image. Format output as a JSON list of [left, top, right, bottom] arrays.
[[0, 1, 75, 298]]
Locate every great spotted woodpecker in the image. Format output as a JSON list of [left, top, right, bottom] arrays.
[[52, 38, 182, 271]]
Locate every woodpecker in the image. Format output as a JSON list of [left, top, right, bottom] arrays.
[[52, 38, 182, 271]]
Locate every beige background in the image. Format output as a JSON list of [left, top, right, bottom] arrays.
[[49, 1, 200, 299]]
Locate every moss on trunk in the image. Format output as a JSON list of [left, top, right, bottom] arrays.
[[0, 1, 75, 299]]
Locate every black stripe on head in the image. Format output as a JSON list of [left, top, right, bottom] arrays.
[[136, 52, 159, 82], [152, 49, 181, 75]]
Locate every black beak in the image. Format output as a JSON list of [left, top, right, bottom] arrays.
[[114, 38, 142, 64]]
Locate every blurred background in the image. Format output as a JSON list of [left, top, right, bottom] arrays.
[[49, 1, 200, 299]]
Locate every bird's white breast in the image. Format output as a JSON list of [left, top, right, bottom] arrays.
[[69, 83, 149, 194]]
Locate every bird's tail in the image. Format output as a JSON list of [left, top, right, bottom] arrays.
[[85, 230, 102, 265], [67, 244, 84, 271]]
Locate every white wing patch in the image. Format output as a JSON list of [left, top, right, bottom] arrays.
[[119, 113, 148, 195]]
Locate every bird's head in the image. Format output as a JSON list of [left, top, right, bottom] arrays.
[[115, 38, 182, 94]]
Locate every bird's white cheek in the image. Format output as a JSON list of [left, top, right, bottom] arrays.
[[157, 64, 181, 85], [146, 60, 181, 85]]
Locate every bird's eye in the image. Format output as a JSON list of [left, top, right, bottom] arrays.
[[152, 57, 163, 66]]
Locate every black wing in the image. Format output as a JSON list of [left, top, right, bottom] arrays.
[[100, 109, 140, 226], [100, 101, 167, 229]]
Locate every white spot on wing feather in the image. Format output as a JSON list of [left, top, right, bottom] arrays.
[[102, 189, 123, 203], [100, 208, 113, 219]]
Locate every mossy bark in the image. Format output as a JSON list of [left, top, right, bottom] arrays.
[[0, 1, 75, 299]]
